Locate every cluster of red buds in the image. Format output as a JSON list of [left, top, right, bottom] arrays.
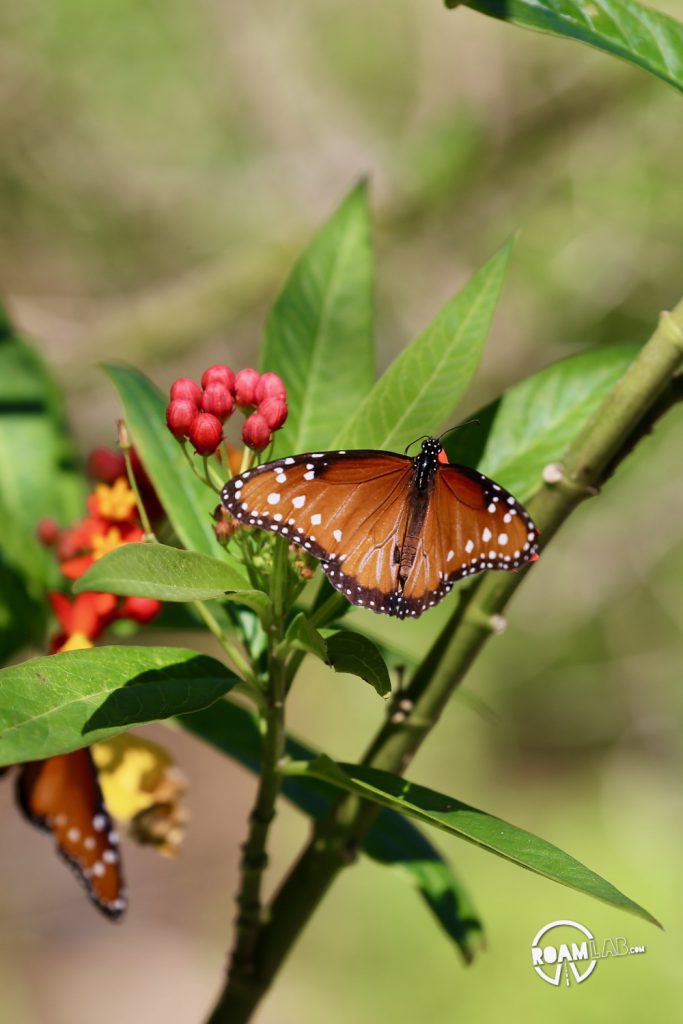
[[166, 366, 288, 455], [37, 446, 162, 651]]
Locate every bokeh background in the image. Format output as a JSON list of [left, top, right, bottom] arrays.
[[1, 1, 683, 1021]]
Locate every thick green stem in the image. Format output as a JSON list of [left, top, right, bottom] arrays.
[[207, 303, 683, 1023], [207, 539, 290, 1023]]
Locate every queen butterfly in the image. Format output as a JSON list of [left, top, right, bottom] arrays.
[[221, 437, 539, 619], [10, 748, 126, 919]]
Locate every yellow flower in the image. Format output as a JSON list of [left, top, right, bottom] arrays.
[[92, 734, 188, 857], [91, 526, 124, 561], [92, 478, 137, 522], [56, 632, 94, 653]]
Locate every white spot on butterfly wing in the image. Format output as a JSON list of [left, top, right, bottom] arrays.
[[292, 495, 306, 508], [482, 527, 492, 543], [267, 492, 280, 505], [333, 529, 342, 542], [310, 513, 322, 526]]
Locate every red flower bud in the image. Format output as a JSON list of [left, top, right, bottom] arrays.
[[87, 447, 127, 483], [118, 595, 162, 624], [166, 399, 198, 440], [170, 377, 202, 406], [201, 364, 235, 393], [201, 383, 234, 422], [36, 517, 60, 546], [242, 412, 271, 452], [255, 371, 287, 404], [212, 505, 239, 544], [258, 396, 288, 431], [234, 368, 261, 409], [189, 412, 223, 455]]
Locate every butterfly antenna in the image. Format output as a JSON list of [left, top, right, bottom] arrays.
[[438, 419, 480, 444], [404, 434, 430, 455]]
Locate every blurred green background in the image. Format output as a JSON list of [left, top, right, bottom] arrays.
[[1, 1, 682, 1021]]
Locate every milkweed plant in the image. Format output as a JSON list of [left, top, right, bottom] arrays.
[[2, 1, 683, 1019]]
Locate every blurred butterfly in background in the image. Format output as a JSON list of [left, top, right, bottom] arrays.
[[221, 436, 539, 619], [1, 749, 126, 919]]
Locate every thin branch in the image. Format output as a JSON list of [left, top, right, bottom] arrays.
[[206, 302, 683, 1022]]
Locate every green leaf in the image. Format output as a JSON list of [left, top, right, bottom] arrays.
[[337, 241, 512, 451], [0, 560, 48, 664], [286, 612, 329, 662], [0, 646, 236, 765], [325, 630, 392, 698], [179, 700, 484, 960], [0, 314, 83, 612], [445, 343, 639, 501], [0, 314, 84, 533], [285, 756, 660, 928], [262, 182, 375, 454], [105, 364, 236, 562], [456, 0, 683, 95], [73, 542, 270, 616]]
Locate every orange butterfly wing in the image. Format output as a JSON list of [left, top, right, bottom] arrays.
[[400, 464, 539, 613], [222, 449, 539, 619], [222, 450, 416, 613], [17, 749, 126, 919]]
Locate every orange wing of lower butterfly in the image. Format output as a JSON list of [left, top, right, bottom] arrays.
[[16, 749, 127, 919], [400, 463, 539, 612]]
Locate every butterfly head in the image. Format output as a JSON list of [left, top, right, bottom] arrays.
[[414, 437, 444, 491], [420, 437, 443, 461]]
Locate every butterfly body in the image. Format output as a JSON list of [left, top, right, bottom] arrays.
[[221, 438, 539, 619]]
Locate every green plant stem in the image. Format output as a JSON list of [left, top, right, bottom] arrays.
[[207, 540, 290, 1022], [121, 442, 156, 539], [192, 600, 257, 688], [200, 454, 223, 493], [206, 301, 683, 1023]]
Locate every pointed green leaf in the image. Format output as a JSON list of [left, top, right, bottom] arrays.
[[285, 756, 660, 927], [0, 646, 236, 765], [325, 630, 392, 698], [286, 612, 329, 662], [73, 542, 269, 615], [445, 344, 640, 501], [262, 182, 375, 453], [179, 700, 483, 960], [337, 242, 512, 451], [457, 0, 683, 95], [105, 364, 237, 563]]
